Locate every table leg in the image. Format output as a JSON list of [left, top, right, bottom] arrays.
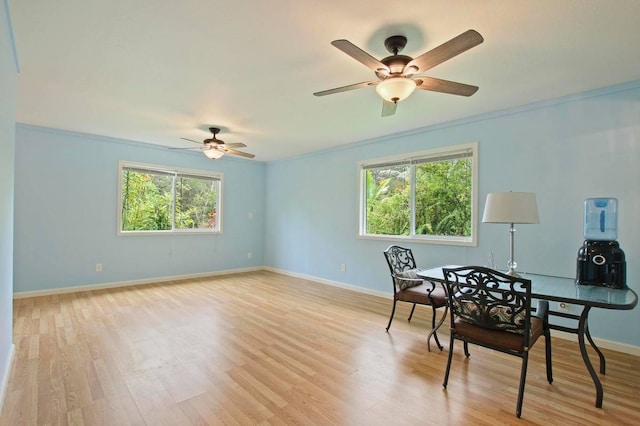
[[426, 280, 449, 352], [585, 322, 606, 374], [577, 306, 603, 408], [427, 303, 448, 352]]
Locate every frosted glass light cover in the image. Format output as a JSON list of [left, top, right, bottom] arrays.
[[375, 77, 417, 102], [583, 198, 618, 241]]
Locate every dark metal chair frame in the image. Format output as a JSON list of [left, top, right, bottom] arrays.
[[383, 245, 448, 351], [442, 266, 553, 418]]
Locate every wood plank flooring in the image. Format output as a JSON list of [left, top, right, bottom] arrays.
[[2, 271, 639, 425]]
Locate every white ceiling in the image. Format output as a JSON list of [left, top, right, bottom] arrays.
[[9, 0, 640, 162]]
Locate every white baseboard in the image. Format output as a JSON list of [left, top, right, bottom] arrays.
[[12, 267, 262, 299], [0, 343, 15, 414], [262, 266, 391, 299], [550, 330, 640, 356]]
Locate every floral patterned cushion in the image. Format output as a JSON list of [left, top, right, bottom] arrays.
[[457, 299, 527, 334], [395, 269, 423, 291]]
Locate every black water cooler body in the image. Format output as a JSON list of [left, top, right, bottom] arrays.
[[576, 240, 626, 288]]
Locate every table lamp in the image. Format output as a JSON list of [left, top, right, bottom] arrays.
[[482, 192, 540, 277]]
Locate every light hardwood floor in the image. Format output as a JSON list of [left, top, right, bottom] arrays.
[[2, 271, 639, 425]]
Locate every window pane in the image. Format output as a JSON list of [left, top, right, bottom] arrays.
[[415, 157, 472, 237], [175, 176, 219, 230], [359, 143, 476, 245], [121, 170, 173, 231], [365, 165, 410, 236], [119, 162, 223, 235]]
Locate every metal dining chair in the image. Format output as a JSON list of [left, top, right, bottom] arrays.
[[383, 245, 448, 350], [442, 266, 553, 417]]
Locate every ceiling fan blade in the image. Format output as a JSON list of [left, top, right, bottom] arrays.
[[331, 39, 390, 74], [314, 80, 378, 97], [169, 146, 203, 150], [224, 148, 255, 159], [381, 100, 397, 117], [414, 77, 479, 97], [405, 30, 483, 74], [180, 137, 203, 144], [222, 142, 246, 149]]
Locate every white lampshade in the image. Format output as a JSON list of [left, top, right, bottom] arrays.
[[482, 192, 540, 224], [375, 77, 417, 103], [203, 147, 224, 159]]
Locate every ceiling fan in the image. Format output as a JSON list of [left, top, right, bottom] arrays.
[[171, 127, 255, 159], [313, 29, 484, 116]]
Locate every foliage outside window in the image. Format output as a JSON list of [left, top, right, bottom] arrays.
[[118, 161, 222, 235], [359, 143, 477, 246]]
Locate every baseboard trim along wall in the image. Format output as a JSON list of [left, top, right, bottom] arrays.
[[261, 266, 391, 299], [548, 330, 640, 357], [12, 266, 640, 357], [12, 267, 262, 299]]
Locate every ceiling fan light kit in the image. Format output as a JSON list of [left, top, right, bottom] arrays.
[[376, 77, 416, 103], [204, 147, 225, 159], [314, 29, 484, 116]]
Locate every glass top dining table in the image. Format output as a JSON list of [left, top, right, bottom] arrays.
[[418, 265, 637, 308], [417, 265, 638, 408]]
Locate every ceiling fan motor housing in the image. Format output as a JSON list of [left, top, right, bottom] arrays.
[[376, 55, 413, 79], [384, 35, 407, 55], [206, 127, 223, 144]]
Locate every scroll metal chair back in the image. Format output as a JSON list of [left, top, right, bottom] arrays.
[[383, 245, 448, 351], [442, 266, 553, 418]]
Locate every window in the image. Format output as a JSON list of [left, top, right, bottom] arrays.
[[358, 142, 477, 246], [118, 161, 222, 235]]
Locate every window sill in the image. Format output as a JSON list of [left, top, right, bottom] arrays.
[[357, 233, 476, 247]]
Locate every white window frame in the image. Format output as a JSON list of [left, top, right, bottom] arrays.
[[357, 142, 478, 246], [117, 160, 223, 236]]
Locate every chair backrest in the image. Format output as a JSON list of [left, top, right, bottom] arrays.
[[443, 266, 533, 338], [383, 245, 418, 275], [384, 245, 423, 292]]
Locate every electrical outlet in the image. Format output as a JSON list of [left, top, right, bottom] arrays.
[[340, 264, 346, 272], [558, 302, 570, 312], [95, 263, 103, 272], [247, 252, 253, 259]]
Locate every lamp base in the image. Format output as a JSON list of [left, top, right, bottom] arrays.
[[505, 267, 521, 278]]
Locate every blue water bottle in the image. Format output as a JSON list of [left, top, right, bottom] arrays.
[[583, 198, 618, 241]]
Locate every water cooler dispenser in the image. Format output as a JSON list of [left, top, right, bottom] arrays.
[[576, 198, 626, 288]]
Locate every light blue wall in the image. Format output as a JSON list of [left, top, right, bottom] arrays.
[[9, 73, 640, 347], [1, 0, 17, 403], [265, 81, 640, 347], [14, 125, 266, 292]]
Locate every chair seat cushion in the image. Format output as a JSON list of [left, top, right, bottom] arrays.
[[397, 282, 448, 307], [453, 316, 544, 352]]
